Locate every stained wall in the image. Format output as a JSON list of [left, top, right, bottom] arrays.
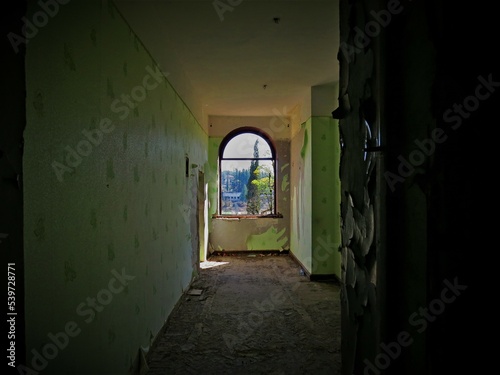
[[23, 1, 207, 373]]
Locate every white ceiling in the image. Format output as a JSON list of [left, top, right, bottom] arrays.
[[114, 0, 339, 119]]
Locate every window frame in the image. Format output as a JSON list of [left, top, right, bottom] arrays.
[[216, 127, 280, 218]]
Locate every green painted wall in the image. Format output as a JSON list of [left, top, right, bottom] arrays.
[[290, 117, 341, 276], [207, 137, 222, 226], [290, 120, 313, 271], [23, 1, 207, 373], [246, 226, 288, 250], [311, 116, 341, 276]]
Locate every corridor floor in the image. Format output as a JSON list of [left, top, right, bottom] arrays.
[[145, 254, 341, 375]]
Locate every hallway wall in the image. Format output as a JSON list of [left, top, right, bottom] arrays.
[[289, 111, 341, 277], [23, 1, 207, 373], [311, 116, 341, 276], [2, 1, 27, 367]]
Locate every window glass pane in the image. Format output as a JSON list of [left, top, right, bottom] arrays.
[[222, 133, 272, 159], [220, 159, 275, 215]]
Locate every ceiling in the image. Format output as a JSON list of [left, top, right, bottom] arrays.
[[114, 0, 340, 119]]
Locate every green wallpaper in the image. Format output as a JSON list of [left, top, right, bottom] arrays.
[[290, 117, 341, 276], [23, 1, 207, 373], [311, 117, 341, 275]]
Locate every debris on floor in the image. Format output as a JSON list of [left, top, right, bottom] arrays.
[[145, 254, 341, 374]]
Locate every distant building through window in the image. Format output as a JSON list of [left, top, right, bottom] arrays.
[[218, 128, 276, 216]]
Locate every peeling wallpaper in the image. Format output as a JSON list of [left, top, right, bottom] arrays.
[[246, 226, 288, 250], [338, 0, 381, 372], [23, 1, 207, 373], [290, 120, 312, 271]]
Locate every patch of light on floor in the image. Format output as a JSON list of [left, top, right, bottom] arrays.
[[200, 261, 229, 269]]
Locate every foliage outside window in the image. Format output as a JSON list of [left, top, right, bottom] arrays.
[[219, 129, 277, 217]]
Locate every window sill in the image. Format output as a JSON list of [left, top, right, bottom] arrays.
[[213, 213, 283, 219]]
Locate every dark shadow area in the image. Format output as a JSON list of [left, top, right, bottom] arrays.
[[2, 2, 27, 372]]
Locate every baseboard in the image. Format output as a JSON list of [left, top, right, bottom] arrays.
[[309, 273, 341, 283], [209, 249, 290, 256], [288, 250, 341, 283]]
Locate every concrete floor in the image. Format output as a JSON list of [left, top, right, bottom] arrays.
[[145, 254, 341, 374]]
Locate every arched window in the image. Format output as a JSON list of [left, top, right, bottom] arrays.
[[219, 128, 277, 217]]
